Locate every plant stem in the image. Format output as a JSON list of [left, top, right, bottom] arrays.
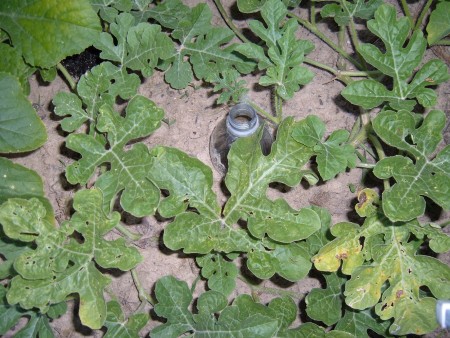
[[348, 19, 367, 70], [433, 39, 450, 46], [287, 12, 362, 69], [439, 219, 450, 228], [274, 91, 283, 121], [368, 133, 390, 190], [213, 0, 250, 43], [413, 0, 433, 31], [57, 63, 76, 91], [399, 0, 412, 21], [116, 222, 142, 241], [237, 274, 305, 299], [356, 162, 375, 169], [247, 100, 279, 124], [131, 269, 155, 306]]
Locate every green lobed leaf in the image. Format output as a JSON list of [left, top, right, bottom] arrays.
[[292, 115, 357, 180], [314, 208, 450, 335], [0, 0, 101, 68], [94, 12, 174, 77], [236, 0, 314, 100], [53, 61, 141, 133], [149, 0, 255, 89], [427, 1, 450, 45], [321, 0, 382, 26], [196, 253, 238, 297], [335, 308, 390, 337], [103, 300, 149, 338], [90, 0, 133, 23], [207, 69, 249, 105], [152, 276, 305, 337], [0, 72, 47, 153], [66, 95, 164, 216], [342, 4, 450, 110], [151, 117, 323, 281], [0, 286, 57, 338], [237, 0, 268, 13], [0, 189, 142, 329], [306, 272, 346, 325], [373, 109, 450, 221]]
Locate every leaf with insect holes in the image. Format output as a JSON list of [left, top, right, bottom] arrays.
[[291, 115, 357, 180], [149, 117, 323, 282], [103, 301, 149, 338], [148, 0, 255, 89], [53, 61, 141, 132], [0, 0, 101, 68], [0, 189, 141, 330], [236, 0, 314, 100], [65, 95, 164, 216], [196, 253, 238, 297], [321, 0, 382, 26], [306, 272, 346, 326], [0, 73, 47, 153], [207, 69, 248, 104], [94, 12, 174, 77], [152, 275, 313, 337], [427, 1, 450, 45], [372, 109, 450, 221], [342, 4, 450, 110]]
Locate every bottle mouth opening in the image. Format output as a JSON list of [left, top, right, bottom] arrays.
[[226, 103, 259, 137]]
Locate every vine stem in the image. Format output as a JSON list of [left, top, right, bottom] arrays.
[[348, 19, 367, 70], [433, 39, 450, 46], [399, 0, 412, 22], [131, 269, 155, 306], [274, 91, 283, 121], [287, 12, 362, 69], [116, 222, 142, 241], [213, 0, 249, 43], [237, 274, 305, 299], [368, 134, 390, 190], [57, 62, 76, 90], [413, 0, 433, 31], [356, 162, 375, 169], [247, 100, 280, 124]]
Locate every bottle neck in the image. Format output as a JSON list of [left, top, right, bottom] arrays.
[[226, 103, 260, 138]]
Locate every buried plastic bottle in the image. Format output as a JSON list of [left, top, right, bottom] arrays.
[[209, 103, 273, 175]]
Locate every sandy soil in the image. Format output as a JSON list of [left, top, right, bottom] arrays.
[[5, 0, 450, 336]]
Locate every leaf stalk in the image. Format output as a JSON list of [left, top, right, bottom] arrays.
[[56, 63, 76, 91]]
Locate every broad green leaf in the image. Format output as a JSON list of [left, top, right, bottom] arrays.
[[150, 118, 321, 281], [149, 0, 255, 89], [207, 69, 248, 105], [342, 4, 450, 110], [335, 308, 390, 337], [292, 115, 357, 180], [321, 0, 382, 26], [236, 0, 314, 100], [0, 189, 142, 329], [66, 95, 164, 216], [152, 276, 301, 337], [306, 272, 346, 325], [95, 13, 174, 77], [103, 301, 148, 338], [303, 206, 333, 256], [408, 221, 450, 254], [0, 73, 47, 153], [196, 253, 238, 297], [0, 0, 101, 68], [0, 43, 34, 94], [0, 157, 54, 221], [427, 1, 450, 45], [287, 322, 354, 337], [53, 62, 141, 133], [373, 109, 450, 221]]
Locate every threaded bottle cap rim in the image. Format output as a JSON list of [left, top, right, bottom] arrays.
[[226, 103, 260, 137]]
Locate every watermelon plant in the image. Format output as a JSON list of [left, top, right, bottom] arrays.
[[0, 0, 449, 336]]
